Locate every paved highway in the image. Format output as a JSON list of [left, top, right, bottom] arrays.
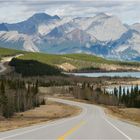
[[0, 98, 140, 140]]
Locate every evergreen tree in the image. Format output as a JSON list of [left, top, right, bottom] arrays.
[[114, 87, 118, 97], [121, 88, 126, 104], [119, 86, 122, 103], [0, 79, 46, 118]]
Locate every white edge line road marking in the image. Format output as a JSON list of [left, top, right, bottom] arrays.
[[0, 104, 87, 140], [0, 99, 132, 140], [103, 117, 132, 140]]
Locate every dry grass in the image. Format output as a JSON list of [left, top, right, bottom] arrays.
[[0, 100, 81, 132], [57, 63, 76, 71], [129, 80, 140, 85], [105, 106, 140, 126]]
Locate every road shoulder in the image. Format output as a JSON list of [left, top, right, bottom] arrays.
[[58, 96, 140, 127], [104, 106, 140, 127], [0, 100, 81, 132]]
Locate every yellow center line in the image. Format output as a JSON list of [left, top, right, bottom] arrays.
[[57, 120, 86, 140]]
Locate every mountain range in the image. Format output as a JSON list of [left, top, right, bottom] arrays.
[[0, 12, 140, 61]]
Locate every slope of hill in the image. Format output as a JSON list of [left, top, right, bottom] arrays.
[[18, 51, 140, 72], [0, 47, 140, 72], [0, 47, 23, 57], [0, 47, 62, 76]]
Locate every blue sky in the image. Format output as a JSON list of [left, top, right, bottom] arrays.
[[0, 0, 140, 25]]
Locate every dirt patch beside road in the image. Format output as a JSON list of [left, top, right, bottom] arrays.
[[0, 100, 81, 132]]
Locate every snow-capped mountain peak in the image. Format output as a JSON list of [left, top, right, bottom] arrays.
[[86, 14, 127, 41], [94, 12, 110, 19], [28, 13, 60, 22], [0, 12, 140, 61], [131, 23, 140, 33], [38, 17, 71, 36]]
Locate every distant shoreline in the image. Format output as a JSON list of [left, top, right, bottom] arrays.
[[67, 70, 140, 73]]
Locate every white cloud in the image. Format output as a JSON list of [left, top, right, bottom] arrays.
[[0, 0, 139, 24], [0, 3, 34, 23]]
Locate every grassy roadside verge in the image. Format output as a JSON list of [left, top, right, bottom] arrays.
[[0, 100, 81, 132], [104, 106, 140, 126]]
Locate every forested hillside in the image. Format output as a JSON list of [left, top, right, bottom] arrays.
[[0, 47, 140, 73], [9, 58, 62, 76]]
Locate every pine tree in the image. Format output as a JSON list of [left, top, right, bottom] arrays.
[[1, 80, 5, 95], [0, 81, 12, 118], [121, 88, 126, 104], [114, 87, 118, 97], [119, 86, 122, 103]]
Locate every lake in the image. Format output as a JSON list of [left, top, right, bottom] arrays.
[[68, 72, 140, 78]]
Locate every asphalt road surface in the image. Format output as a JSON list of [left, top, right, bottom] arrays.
[[0, 98, 140, 140]]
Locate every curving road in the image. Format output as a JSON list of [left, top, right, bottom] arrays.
[[0, 62, 6, 73], [0, 54, 23, 74], [0, 98, 140, 140]]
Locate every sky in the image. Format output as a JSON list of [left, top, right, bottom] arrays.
[[0, 0, 140, 25]]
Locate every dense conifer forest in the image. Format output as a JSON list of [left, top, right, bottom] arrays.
[[63, 83, 140, 108], [9, 58, 62, 76], [0, 78, 45, 118]]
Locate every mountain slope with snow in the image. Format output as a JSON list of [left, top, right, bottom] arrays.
[[110, 29, 140, 60], [0, 12, 140, 61], [86, 13, 128, 41], [0, 23, 8, 31], [131, 23, 140, 33], [4, 13, 61, 35], [0, 31, 38, 52]]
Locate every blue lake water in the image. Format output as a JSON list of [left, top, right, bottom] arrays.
[[68, 72, 140, 78]]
